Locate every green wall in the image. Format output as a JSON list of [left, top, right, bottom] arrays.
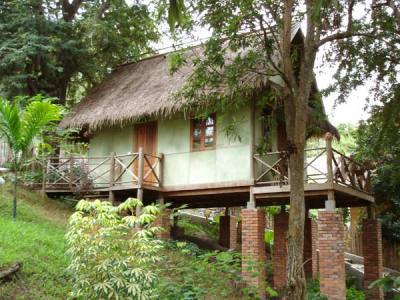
[[88, 106, 277, 187], [159, 109, 252, 186]]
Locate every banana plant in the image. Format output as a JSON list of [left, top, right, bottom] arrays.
[[0, 95, 62, 219]]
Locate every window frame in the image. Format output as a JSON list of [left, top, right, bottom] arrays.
[[190, 114, 217, 151]]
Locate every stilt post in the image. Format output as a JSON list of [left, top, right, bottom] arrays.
[[318, 210, 346, 300], [241, 205, 266, 299], [363, 218, 384, 300]]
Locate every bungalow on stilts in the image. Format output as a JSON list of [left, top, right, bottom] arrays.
[[41, 30, 382, 300]]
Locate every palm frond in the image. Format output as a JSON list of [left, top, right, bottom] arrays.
[[21, 100, 62, 153], [0, 97, 22, 152]]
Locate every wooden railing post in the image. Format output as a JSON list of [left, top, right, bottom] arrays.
[[325, 132, 336, 210], [137, 147, 144, 200], [69, 154, 74, 191], [109, 152, 116, 202], [325, 133, 334, 186], [158, 153, 164, 188]]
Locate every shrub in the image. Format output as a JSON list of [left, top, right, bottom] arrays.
[[66, 198, 163, 299]]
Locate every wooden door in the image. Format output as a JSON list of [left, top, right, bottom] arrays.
[[134, 122, 157, 184]]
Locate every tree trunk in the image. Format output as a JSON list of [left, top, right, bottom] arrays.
[[12, 167, 18, 220], [286, 144, 307, 299], [284, 93, 308, 299]]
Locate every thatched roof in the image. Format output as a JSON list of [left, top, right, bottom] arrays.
[[60, 28, 338, 140], [60, 52, 195, 129]]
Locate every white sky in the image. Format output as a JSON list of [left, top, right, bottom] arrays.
[[315, 63, 370, 126]]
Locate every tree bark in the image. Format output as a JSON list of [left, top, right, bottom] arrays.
[[283, 93, 308, 299]]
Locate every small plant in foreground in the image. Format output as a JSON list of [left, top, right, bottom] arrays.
[[66, 198, 163, 300], [370, 275, 400, 299]]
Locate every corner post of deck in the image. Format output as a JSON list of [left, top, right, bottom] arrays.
[[249, 99, 256, 185], [109, 152, 116, 203], [136, 147, 144, 214], [325, 132, 334, 187]]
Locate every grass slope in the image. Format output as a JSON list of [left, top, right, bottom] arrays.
[[0, 184, 74, 299]]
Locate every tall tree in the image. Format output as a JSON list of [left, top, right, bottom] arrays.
[[167, 1, 379, 298], [0, 0, 158, 106]]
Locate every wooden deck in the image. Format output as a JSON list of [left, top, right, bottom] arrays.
[[29, 140, 374, 209]]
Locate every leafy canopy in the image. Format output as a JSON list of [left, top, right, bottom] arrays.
[[0, 0, 159, 105]]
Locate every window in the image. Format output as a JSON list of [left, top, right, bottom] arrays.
[[191, 114, 216, 151]]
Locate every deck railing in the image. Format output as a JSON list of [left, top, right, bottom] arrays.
[[253, 137, 372, 193], [30, 148, 163, 194]]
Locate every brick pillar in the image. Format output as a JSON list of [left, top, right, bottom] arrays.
[[311, 220, 319, 278], [219, 215, 238, 249], [303, 216, 313, 279], [318, 211, 346, 300], [273, 212, 288, 291], [363, 219, 384, 300], [154, 209, 171, 239], [241, 208, 266, 299]]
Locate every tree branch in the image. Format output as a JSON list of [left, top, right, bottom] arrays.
[[60, 0, 83, 22]]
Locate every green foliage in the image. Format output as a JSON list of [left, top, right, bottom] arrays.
[[264, 229, 274, 254], [307, 279, 327, 300], [354, 107, 400, 241], [66, 198, 164, 299], [370, 275, 400, 295], [156, 240, 249, 299], [307, 279, 365, 300], [346, 287, 365, 300], [0, 95, 61, 218], [0, 0, 158, 105], [167, 51, 187, 74], [0, 95, 61, 160], [307, 123, 358, 155]]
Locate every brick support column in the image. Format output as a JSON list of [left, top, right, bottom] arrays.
[[273, 212, 288, 291], [303, 216, 313, 279], [219, 215, 238, 249], [241, 208, 266, 299], [154, 209, 171, 239], [363, 219, 384, 300], [311, 220, 319, 278], [318, 211, 346, 300]]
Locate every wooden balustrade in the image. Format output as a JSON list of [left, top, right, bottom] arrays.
[[253, 144, 372, 194], [29, 149, 163, 193]]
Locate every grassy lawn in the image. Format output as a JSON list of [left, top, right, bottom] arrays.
[[0, 184, 74, 299]]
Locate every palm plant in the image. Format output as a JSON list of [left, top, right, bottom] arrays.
[[0, 95, 62, 219]]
